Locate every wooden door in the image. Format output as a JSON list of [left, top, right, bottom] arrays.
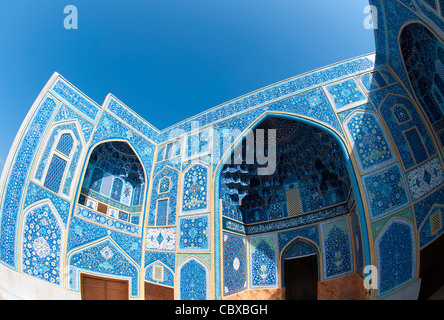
[[285, 254, 318, 300], [81, 274, 129, 300], [145, 282, 174, 300]]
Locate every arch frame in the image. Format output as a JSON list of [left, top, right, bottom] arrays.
[[212, 111, 372, 300], [279, 236, 321, 288]]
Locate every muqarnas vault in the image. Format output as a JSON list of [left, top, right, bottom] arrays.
[[1, 0, 444, 300]]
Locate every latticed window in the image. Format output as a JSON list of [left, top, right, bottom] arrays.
[[152, 265, 164, 282], [431, 211, 442, 235], [156, 199, 169, 226], [56, 133, 74, 156], [44, 133, 74, 194]]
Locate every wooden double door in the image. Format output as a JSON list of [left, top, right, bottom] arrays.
[[81, 274, 175, 300], [81, 274, 129, 300]]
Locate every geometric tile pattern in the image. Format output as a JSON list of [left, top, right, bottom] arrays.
[[404, 128, 429, 164], [145, 261, 174, 287], [43, 155, 67, 193], [419, 206, 444, 248], [155, 199, 169, 226], [286, 188, 303, 216], [55, 133, 74, 156], [406, 157, 444, 201], [145, 227, 176, 251]]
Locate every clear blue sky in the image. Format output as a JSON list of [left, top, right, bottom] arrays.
[[0, 0, 375, 172]]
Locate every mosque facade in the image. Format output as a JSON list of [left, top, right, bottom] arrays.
[[0, 0, 444, 300]]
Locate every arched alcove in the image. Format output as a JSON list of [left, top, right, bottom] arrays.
[[215, 113, 371, 300], [400, 22, 444, 146], [78, 141, 146, 225], [219, 116, 354, 225], [281, 238, 319, 300]]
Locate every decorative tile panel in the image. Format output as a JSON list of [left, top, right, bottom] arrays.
[[375, 219, 415, 298], [378, 95, 436, 171], [148, 166, 179, 226], [67, 238, 140, 297], [324, 77, 368, 111], [183, 127, 212, 160], [249, 234, 278, 288], [23, 182, 71, 228], [178, 257, 209, 300], [145, 227, 176, 251], [74, 206, 141, 237], [320, 216, 353, 279], [21, 202, 63, 286], [406, 157, 444, 200], [50, 77, 100, 123], [223, 233, 248, 295], [283, 241, 317, 259], [362, 163, 410, 220], [344, 111, 395, 173], [181, 163, 209, 214], [0, 95, 58, 268], [178, 213, 210, 252]]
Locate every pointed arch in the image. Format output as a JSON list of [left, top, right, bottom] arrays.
[[34, 120, 86, 198], [399, 21, 444, 146], [144, 260, 175, 287], [76, 139, 147, 226], [67, 237, 140, 298], [213, 112, 371, 300], [178, 256, 209, 300], [19, 200, 65, 287], [280, 237, 321, 286]]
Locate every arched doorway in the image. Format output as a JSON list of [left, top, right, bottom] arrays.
[[282, 239, 319, 300], [74, 140, 146, 300]]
